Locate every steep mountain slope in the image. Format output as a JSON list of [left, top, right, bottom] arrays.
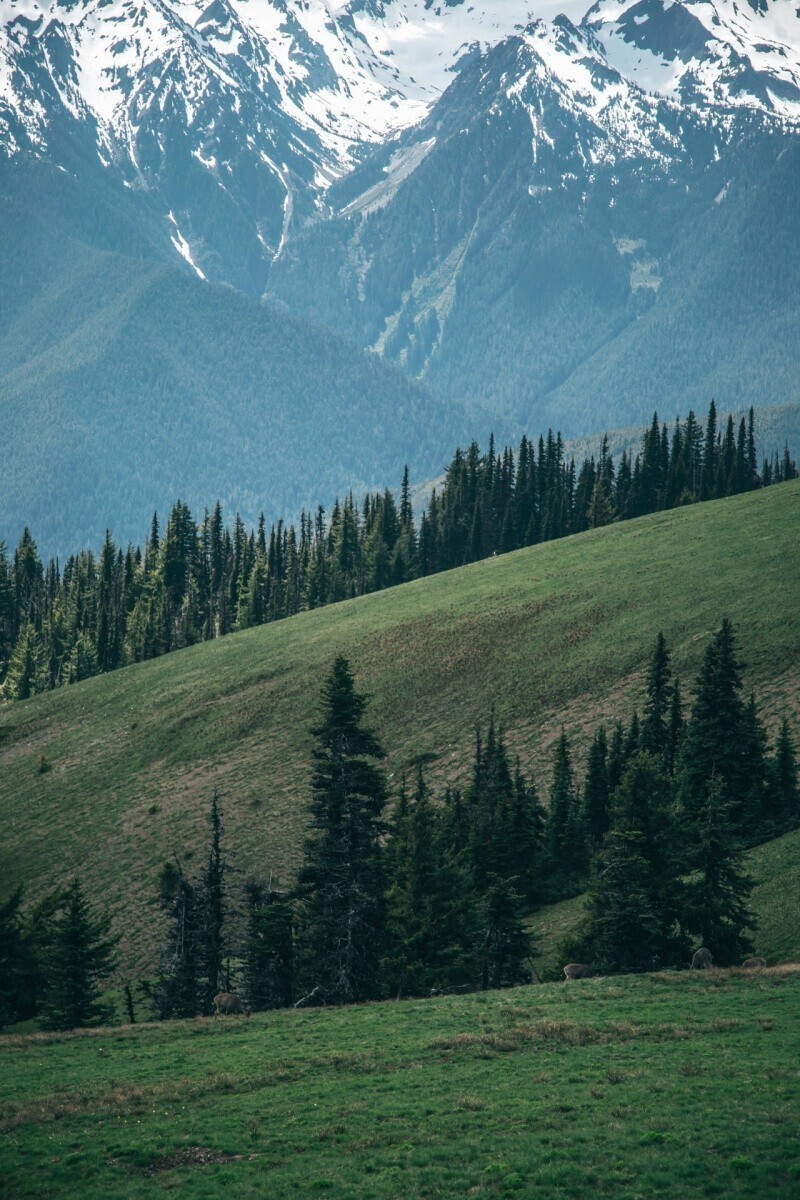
[[1, 481, 797, 970], [270, 14, 800, 433], [0, 0, 431, 291], [588, 0, 800, 119], [4, 0, 800, 297], [0, 157, 466, 554]]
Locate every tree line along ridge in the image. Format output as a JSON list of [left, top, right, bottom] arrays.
[[1, 401, 797, 701]]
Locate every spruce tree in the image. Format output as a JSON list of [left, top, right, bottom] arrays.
[[576, 753, 687, 973], [641, 632, 672, 762], [466, 715, 516, 891], [155, 862, 200, 1019], [684, 778, 755, 965], [479, 876, 533, 990], [666, 680, 684, 777], [737, 695, 768, 838], [39, 879, 118, 1030], [197, 792, 228, 1014], [242, 880, 294, 1010], [385, 770, 477, 997], [544, 732, 585, 895], [767, 718, 799, 830], [508, 761, 546, 906], [582, 726, 611, 850], [4, 623, 47, 700], [578, 827, 662, 974], [0, 887, 37, 1028], [296, 657, 388, 1004], [679, 620, 745, 823]]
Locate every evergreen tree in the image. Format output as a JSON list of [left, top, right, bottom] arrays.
[[155, 862, 200, 1019], [38, 879, 117, 1030], [296, 657, 388, 1004], [544, 732, 586, 895], [508, 761, 546, 906], [767, 718, 799, 830], [607, 722, 626, 794], [683, 778, 755, 965], [385, 770, 478, 996], [666, 680, 684, 777], [197, 792, 228, 1014], [679, 620, 745, 819], [582, 726, 611, 849], [466, 715, 517, 891], [479, 876, 533, 990], [0, 887, 37, 1028], [4, 623, 47, 700], [575, 753, 687, 973], [737, 695, 769, 838], [641, 632, 672, 762], [242, 879, 294, 1010], [586, 477, 616, 529], [0, 542, 15, 675]]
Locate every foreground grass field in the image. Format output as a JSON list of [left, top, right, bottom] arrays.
[[1, 482, 799, 971], [2, 970, 798, 1199]]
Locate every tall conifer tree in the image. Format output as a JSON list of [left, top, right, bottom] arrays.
[[39, 879, 117, 1030], [297, 657, 388, 1004]]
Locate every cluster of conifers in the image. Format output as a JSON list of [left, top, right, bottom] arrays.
[[3, 620, 795, 1030], [1, 403, 796, 700]]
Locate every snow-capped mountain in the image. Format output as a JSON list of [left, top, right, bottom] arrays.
[[3, 1, 800, 291], [588, 0, 800, 121], [0, 0, 456, 286], [3, 1, 800, 550], [268, 4, 800, 436]]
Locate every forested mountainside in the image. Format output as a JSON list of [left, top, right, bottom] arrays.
[[0, 158, 467, 555], [271, 79, 800, 434]]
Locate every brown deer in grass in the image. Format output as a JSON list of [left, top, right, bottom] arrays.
[[690, 948, 713, 970], [741, 956, 767, 969], [213, 992, 251, 1017], [562, 963, 592, 980]]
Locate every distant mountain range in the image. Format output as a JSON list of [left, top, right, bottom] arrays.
[[2, 1, 800, 547]]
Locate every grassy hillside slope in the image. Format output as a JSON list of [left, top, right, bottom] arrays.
[[2, 970, 799, 1199], [1, 482, 798, 971]]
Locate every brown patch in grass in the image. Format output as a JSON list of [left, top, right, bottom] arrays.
[[1, 1070, 267, 1132], [137, 1146, 240, 1175], [429, 1018, 648, 1055]]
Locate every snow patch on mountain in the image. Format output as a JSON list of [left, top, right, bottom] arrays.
[[342, 0, 590, 96], [587, 0, 800, 118]]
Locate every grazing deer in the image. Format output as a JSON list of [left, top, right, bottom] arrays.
[[741, 956, 767, 969], [213, 992, 251, 1017], [690, 948, 713, 970], [563, 963, 592, 980]]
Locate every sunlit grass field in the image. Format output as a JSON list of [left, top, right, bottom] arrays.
[[2, 969, 799, 1199], [1, 481, 799, 972]]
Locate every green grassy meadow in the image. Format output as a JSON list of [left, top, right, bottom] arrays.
[[2, 969, 799, 1199], [1, 482, 799, 972]]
